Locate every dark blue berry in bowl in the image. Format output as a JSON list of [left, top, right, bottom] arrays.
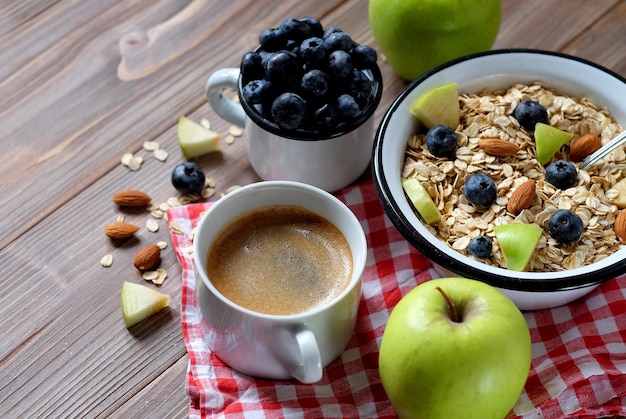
[[259, 28, 285, 51], [513, 100, 548, 131], [350, 69, 374, 106], [240, 51, 264, 81], [279, 17, 311, 43], [298, 16, 324, 38], [469, 235, 493, 258], [425, 125, 458, 158], [242, 79, 273, 105], [351, 44, 378, 69], [328, 50, 353, 79], [171, 162, 206, 195], [325, 31, 353, 52], [464, 173, 497, 207], [265, 51, 301, 86], [301, 69, 330, 101], [545, 159, 577, 189], [299, 37, 328, 67], [336, 94, 360, 119], [271, 92, 307, 130], [312, 103, 339, 131], [548, 209, 584, 243]]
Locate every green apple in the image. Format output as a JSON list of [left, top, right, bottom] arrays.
[[177, 115, 221, 159], [410, 82, 460, 129], [121, 281, 171, 328], [379, 277, 531, 419], [493, 223, 543, 271], [402, 178, 442, 224], [534, 122, 574, 165], [369, 0, 502, 80]]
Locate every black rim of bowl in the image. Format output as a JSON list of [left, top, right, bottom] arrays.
[[372, 48, 626, 292], [238, 47, 383, 142]]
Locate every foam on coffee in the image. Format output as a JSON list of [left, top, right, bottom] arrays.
[[206, 205, 353, 315]]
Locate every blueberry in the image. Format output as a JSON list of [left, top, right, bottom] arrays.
[[265, 51, 301, 86], [469, 235, 493, 258], [259, 28, 285, 51], [299, 37, 328, 67], [271, 92, 307, 130], [323, 26, 343, 40], [328, 50, 353, 79], [513, 100, 548, 131], [548, 209, 584, 243], [279, 18, 311, 43], [336, 94, 360, 120], [351, 44, 378, 69], [312, 103, 339, 131], [464, 174, 497, 207], [425, 125, 458, 158], [240, 51, 264, 81], [171, 162, 206, 195], [299, 16, 324, 38], [325, 31, 352, 52], [350, 69, 373, 106], [301, 69, 330, 101], [242, 79, 273, 105], [545, 159, 577, 189]]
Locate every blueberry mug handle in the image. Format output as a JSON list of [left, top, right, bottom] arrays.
[[290, 329, 323, 384], [205, 68, 246, 128]]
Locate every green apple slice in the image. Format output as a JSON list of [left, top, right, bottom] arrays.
[[177, 115, 222, 159], [409, 82, 460, 129], [402, 178, 442, 224], [121, 281, 171, 328], [534, 122, 574, 165], [493, 223, 542, 271]]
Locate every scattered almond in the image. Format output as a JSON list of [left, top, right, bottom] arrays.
[[478, 138, 521, 157], [507, 179, 536, 215], [112, 189, 152, 207], [104, 221, 140, 239], [615, 210, 626, 241], [569, 133, 602, 162], [133, 245, 161, 271]]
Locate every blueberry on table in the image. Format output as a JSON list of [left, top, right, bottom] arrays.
[[328, 50, 353, 79], [271, 92, 307, 130], [469, 235, 493, 258], [171, 162, 206, 195], [301, 69, 330, 101], [545, 160, 577, 189], [548, 209, 584, 243], [242, 79, 272, 105], [425, 125, 458, 158], [464, 174, 497, 207], [513, 100, 548, 131]]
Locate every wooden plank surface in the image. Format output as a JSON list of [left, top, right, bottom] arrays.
[[0, 0, 624, 417]]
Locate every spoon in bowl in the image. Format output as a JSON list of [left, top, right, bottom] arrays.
[[579, 129, 626, 170]]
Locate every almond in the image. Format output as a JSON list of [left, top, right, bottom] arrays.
[[478, 138, 521, 157], [614, 210, 626, 241], [112, 189, 152, 207], [133, 245, 161, 271], [569, 134, 602, 162], [507, 179, 536, 215], [104, 221, 140, 239]]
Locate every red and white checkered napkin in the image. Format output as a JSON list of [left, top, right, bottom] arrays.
[[167, 179, 626, 419]]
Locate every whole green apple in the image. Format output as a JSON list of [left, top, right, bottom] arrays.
[[379, 277, 531, 419], [369, 0, 502, 80]]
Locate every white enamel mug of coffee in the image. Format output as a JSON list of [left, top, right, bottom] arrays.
[[193, 181, 367, 383], [205, 65, 382, 193]]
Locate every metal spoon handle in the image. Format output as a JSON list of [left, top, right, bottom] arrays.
[[579, 130, 626, 170]]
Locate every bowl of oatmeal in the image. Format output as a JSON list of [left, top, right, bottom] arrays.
[[372, 49, 626, 310]]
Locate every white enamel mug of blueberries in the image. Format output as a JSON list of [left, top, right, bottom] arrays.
[[206, 17, 383, 193]]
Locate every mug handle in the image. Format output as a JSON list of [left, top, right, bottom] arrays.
[[291, 329, 323, 383], [205, 68, 246, 128]]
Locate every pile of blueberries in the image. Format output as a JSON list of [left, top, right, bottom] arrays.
[[422, 100, 585, 258], [239, 17, 380, 133]]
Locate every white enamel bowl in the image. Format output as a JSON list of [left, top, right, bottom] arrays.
[[372, 49, 626, 310]]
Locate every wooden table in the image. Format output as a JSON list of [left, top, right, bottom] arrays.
[[1, 0, 624, 417]]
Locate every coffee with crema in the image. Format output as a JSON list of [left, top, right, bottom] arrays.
[[206, 205, 353, 315]]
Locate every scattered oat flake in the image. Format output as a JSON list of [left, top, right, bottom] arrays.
[[228, 125, 243, 137], [225, 134, 235, 145], [159, 202, 170, 212], [121, 152, 134, 166], [157, 241, 168, 250], [151, 209, 164, 219], [116, 214, 125, 222], [142, 270, 159, 281], [153, 268, 168, 285], [100, 254, 113, 267], [169, 221, 184, 234], [167, 197, 181, 207], [201, 118, 211, 130], [205, 177, 216, 188], [186, 246, 194, 255], [201, 187, 216, 199], [143, 141, 160, 151], [153, 148, 169, 162], [146, 219, 159, 232]]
